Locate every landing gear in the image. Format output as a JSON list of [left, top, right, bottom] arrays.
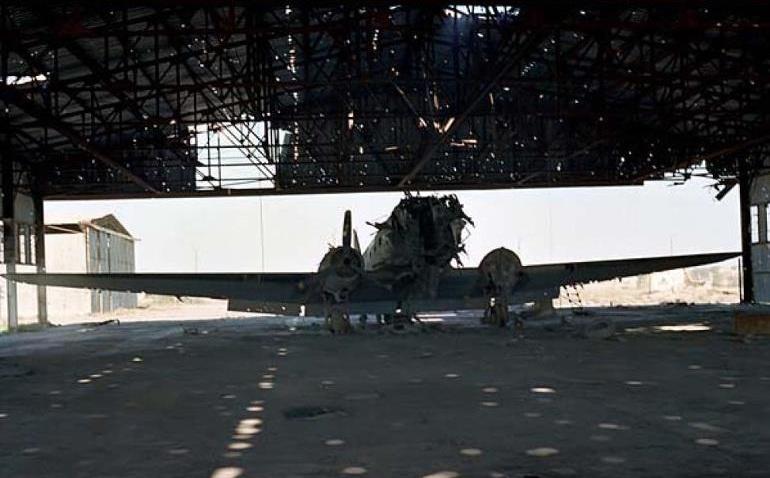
[[482, 297, 523, 331], [484, 301, 509, 327], [325, 306, 352, 334], [483, 296, 509, 327], [387, 311, 413, 329]]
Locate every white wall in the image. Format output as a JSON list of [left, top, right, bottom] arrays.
[[0, 232, 92, 328], [44, 233, 91, 321]]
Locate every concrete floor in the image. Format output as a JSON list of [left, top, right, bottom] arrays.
[[1, 306, 769, 478]]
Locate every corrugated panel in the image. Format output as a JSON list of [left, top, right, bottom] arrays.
[[86, 227, 138, 313]]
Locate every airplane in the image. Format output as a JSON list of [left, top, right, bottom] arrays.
[[8, 194, 738, 333]]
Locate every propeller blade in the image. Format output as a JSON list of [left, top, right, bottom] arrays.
[[342, 210, 352, 250]]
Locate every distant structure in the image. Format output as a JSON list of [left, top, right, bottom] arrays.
[[0, 214, 137, 325]]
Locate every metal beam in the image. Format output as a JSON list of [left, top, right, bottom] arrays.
[[739, 159, 754, 303], [673, 132, 770, 171], [2, 134, 18, 332], [397, 31, 548, 187], [33, 190, 47, 325], [0, 84, 160, 193]]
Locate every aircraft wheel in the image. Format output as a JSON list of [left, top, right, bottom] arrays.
[[326, 309, 352, 334], [487, 302, 509, 328]]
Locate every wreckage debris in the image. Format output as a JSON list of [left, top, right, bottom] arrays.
[[575, 319, 616, 340]]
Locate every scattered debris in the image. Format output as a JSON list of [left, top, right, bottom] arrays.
[[575, 319, 616, 340], [0, 360, 34, 378], [283, 405, 346, 420], [182, 327, 214, 336], [343, 392, 381, 401]]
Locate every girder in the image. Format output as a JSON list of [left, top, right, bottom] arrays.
[[0, 2, 768, 198]]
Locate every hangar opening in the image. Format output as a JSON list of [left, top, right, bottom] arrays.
[[1, 2, 769, 476]]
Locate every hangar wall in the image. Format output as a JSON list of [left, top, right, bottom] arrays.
[[0, 215, 138, 329], [749, 175, 770, 303]]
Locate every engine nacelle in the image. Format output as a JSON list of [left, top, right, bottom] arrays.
[[318, 246, 364, 302], [478, 247, 523, 295]]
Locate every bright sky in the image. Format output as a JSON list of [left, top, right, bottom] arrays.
[[45, 177, 740, 273]]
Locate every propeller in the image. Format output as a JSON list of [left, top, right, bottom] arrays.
[[342, 210, 352, 251]]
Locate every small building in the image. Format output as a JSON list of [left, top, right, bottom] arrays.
[[46, 214, 138, 314], [1, 214, 138, 325]]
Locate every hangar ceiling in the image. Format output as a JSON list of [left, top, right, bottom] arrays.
[[1, 1, 769, 198]]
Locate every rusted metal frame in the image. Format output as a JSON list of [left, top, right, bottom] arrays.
[[41, 30, 151, 123], [13, 5, 428, 42], [333, 7, 355, 183], [281, 10, 376, 162], [91, 10, 195, 169], [2, 125, 70, 188], [556, 19, 693, 173], [55, 25, 380, 89], [43, 32, 405, 92], [344, 8, 398, 178], [43, 171, 643, 201], [1, 34, 113, 128], [0, 36, 126, 167], [629, 37, 755, 170], [397, 28, 551, 187], [200, 7, 247, 104], [520, 26, 601, 161], [390, 8, 499, 169], [644, 42, 729, 137], [193, 7, 276, 161], [11, 2, 768, 37], [160, 9, 274, 182], [738, 156, 754, 302], [546, 23, 642, 164], [672, 48, 764, 140], [441, 12, 513, 168], [263, 18, 348, 171], [32, 26, 179, 159], [333, 33, 391, 175], [46, 36, 247, 88], [663, 29, 767, 121], [0, 83, 160, 192], [18, 106, 660, 134], [103, 11, 182, 125], [200, 6, 275, 166], [194, 8, 265, 181], [244, 5, 261, 120], [669, 115, 770, 171]]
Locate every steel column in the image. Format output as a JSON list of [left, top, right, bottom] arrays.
[[33, 192, 47, 325], [2, 137, 18, 331], [739, 159, 754, 303]]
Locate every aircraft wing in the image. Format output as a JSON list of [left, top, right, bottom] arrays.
[[5, 251, 739, 316], [520, 251, 740, 290], [432, 251, 740, 308], [5, 272, 316, 303]]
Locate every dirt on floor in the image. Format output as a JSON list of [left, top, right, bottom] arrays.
[[0, 305, 769, 478]]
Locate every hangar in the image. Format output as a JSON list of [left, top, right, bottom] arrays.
[[1, 2, 769, 476], [2, 2, 768, 330]]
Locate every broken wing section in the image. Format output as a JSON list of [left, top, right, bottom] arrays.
[[6, 273, 314, 305], [521, 252, 740, 290]]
